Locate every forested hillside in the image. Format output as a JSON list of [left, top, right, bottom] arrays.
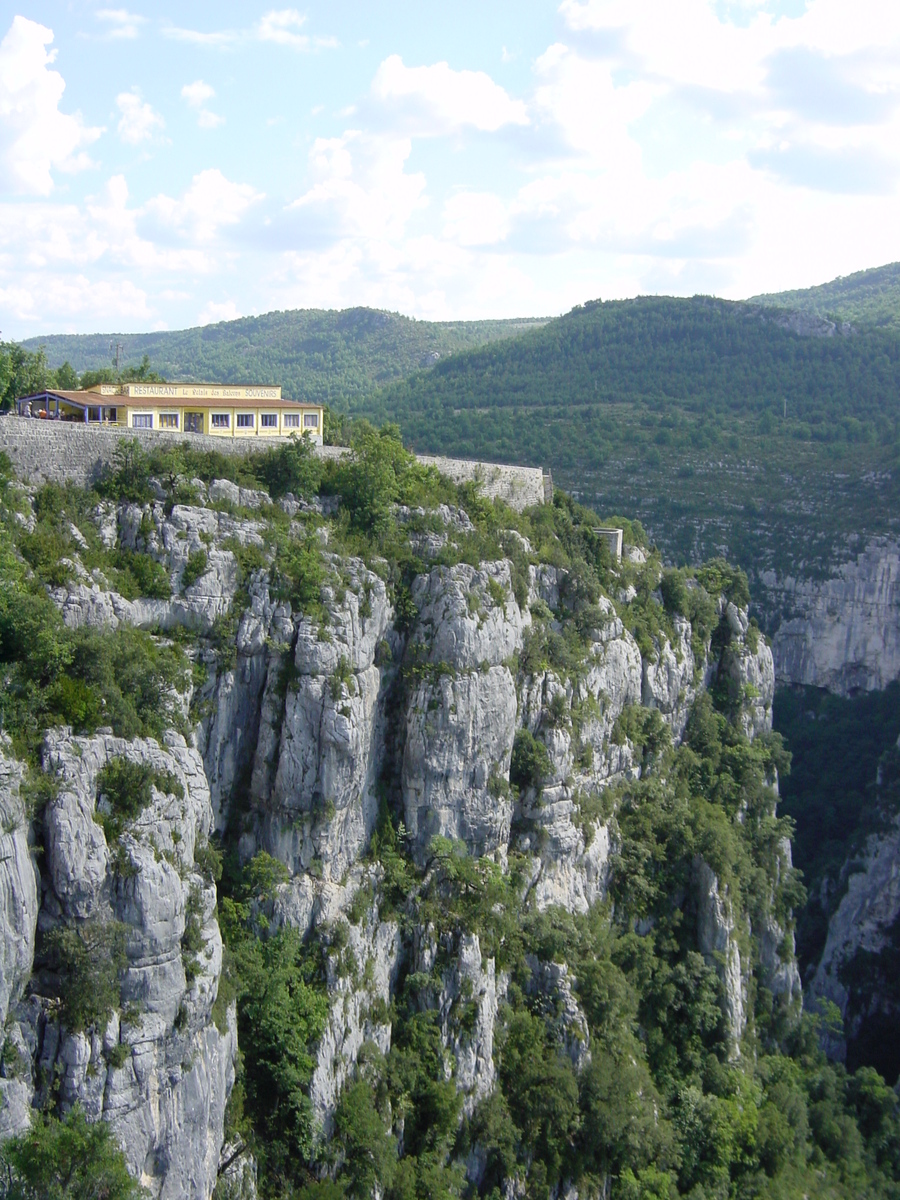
[[753, 262, 900, 332], [21, 308, 547, 405], [355, 295, 900, 586]]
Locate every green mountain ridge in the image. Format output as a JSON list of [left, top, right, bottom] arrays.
[[752, 261, 900, 332], [356, 293, 900, 587], [21, 308, 549, 405], [19, 263, 900, 589]]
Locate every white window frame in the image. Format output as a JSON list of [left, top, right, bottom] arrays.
[[260, 413, 278, 428], [211, 413, 230, 429], [283, 412, 301, 428], [237, 413, 255, 428], [303, 412, 319, 428], [132, 413, 153, 429]]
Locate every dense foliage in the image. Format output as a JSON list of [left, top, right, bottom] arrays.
[[0, 1106, 144, 1199], [0, 343, 163, 409]]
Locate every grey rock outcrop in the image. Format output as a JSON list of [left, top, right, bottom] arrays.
[[402, 563, 525, 864], [642, 614, 699, 739], [766, 538, 900, 694], [413, 930, 506, 1117], [253, 558, 395, 882], [0, 744, 38, 1032], [0, 743, 40, 1140], [310, 897, 401, 1136], [694, 857, 746, 1052], [15, 730, 236, 1200]]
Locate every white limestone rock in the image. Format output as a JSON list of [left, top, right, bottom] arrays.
[[403, 667, 517, 864], [812, 805, 900, 1051], [642, 615, 698, 740], [694, 857, 746, 1053], [309, 901, 401, 1136], [767, 538, 900, 694], [255, 558, 394, 881], [0, 743, 38, 1031], [33, 729, 236, 1200]]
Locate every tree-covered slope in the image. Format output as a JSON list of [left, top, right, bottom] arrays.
[[21, 308, 547, 405], [355, 295, 900, 584], [752, 262, 900, 332]]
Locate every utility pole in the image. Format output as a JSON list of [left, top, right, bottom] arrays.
[[783, 397, 787, 420], [109, 341, 123, 374]]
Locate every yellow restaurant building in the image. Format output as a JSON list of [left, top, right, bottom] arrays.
[[15, 382, 324, 445]]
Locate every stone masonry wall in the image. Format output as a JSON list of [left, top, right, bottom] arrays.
[[0, 419, 549, 511]]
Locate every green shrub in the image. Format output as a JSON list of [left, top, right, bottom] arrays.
[[112, 549, 171, 600], [45, 920, 128, 1033], [0, 1104, 143, 1199], [181, 549, 209, 591], [257, 434, 323, 499], [510, 729, 552, 792]]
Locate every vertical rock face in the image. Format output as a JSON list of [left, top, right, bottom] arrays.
[[253, 559, 395, 883], [309, 894, 401, 1136], [9, 731, 236, 1200], [0, 745, 38, 1032], [0, 744, 40, 1140], [402, 564, 525, 865], [693, 857, 746, 1051], [642, 613, 699, 739], [766, 538, 900, 694]]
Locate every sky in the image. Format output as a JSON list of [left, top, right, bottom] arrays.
[[1, 0, 900, 338]]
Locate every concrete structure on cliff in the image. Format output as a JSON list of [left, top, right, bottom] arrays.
[[15, 381, 324, 445]]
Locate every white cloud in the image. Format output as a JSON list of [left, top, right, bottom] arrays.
[[116, 90, 164, 145], [371, 55, 529, 134], [182, 80, 215, 108], [257, 10, 308, 48], [443, 192, 510, 246], [0, 16, 102, 195], [96, 9, 146, 40], [145, 168, 264, 243], [161, 25, 238, 47], [199, 299, 242, 325], [181, 81, 223, 129], [289, 130, 426, 243], [162, 14, 337, 51]]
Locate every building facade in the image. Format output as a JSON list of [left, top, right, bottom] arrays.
[[15, 382, 324, 445]]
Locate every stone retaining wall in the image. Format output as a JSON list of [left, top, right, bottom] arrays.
[[0, 418, 549, 510]]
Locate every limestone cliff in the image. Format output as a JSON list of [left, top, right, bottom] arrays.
[[0, 465, 801, 1199], [763, 537, 900, 695]]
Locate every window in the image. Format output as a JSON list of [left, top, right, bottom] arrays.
[[88, 407, 101, 422], [185, 412, 203, 433], [237, 413, 254, 428], [159, 412, 179, 429], [260, 413, 278, 428], [211, 413, 230, 429], [304, 412, 319, 429], [132, 413, 153, 429], [107, 408, 117, 422], [283, 412, 300, 428]]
